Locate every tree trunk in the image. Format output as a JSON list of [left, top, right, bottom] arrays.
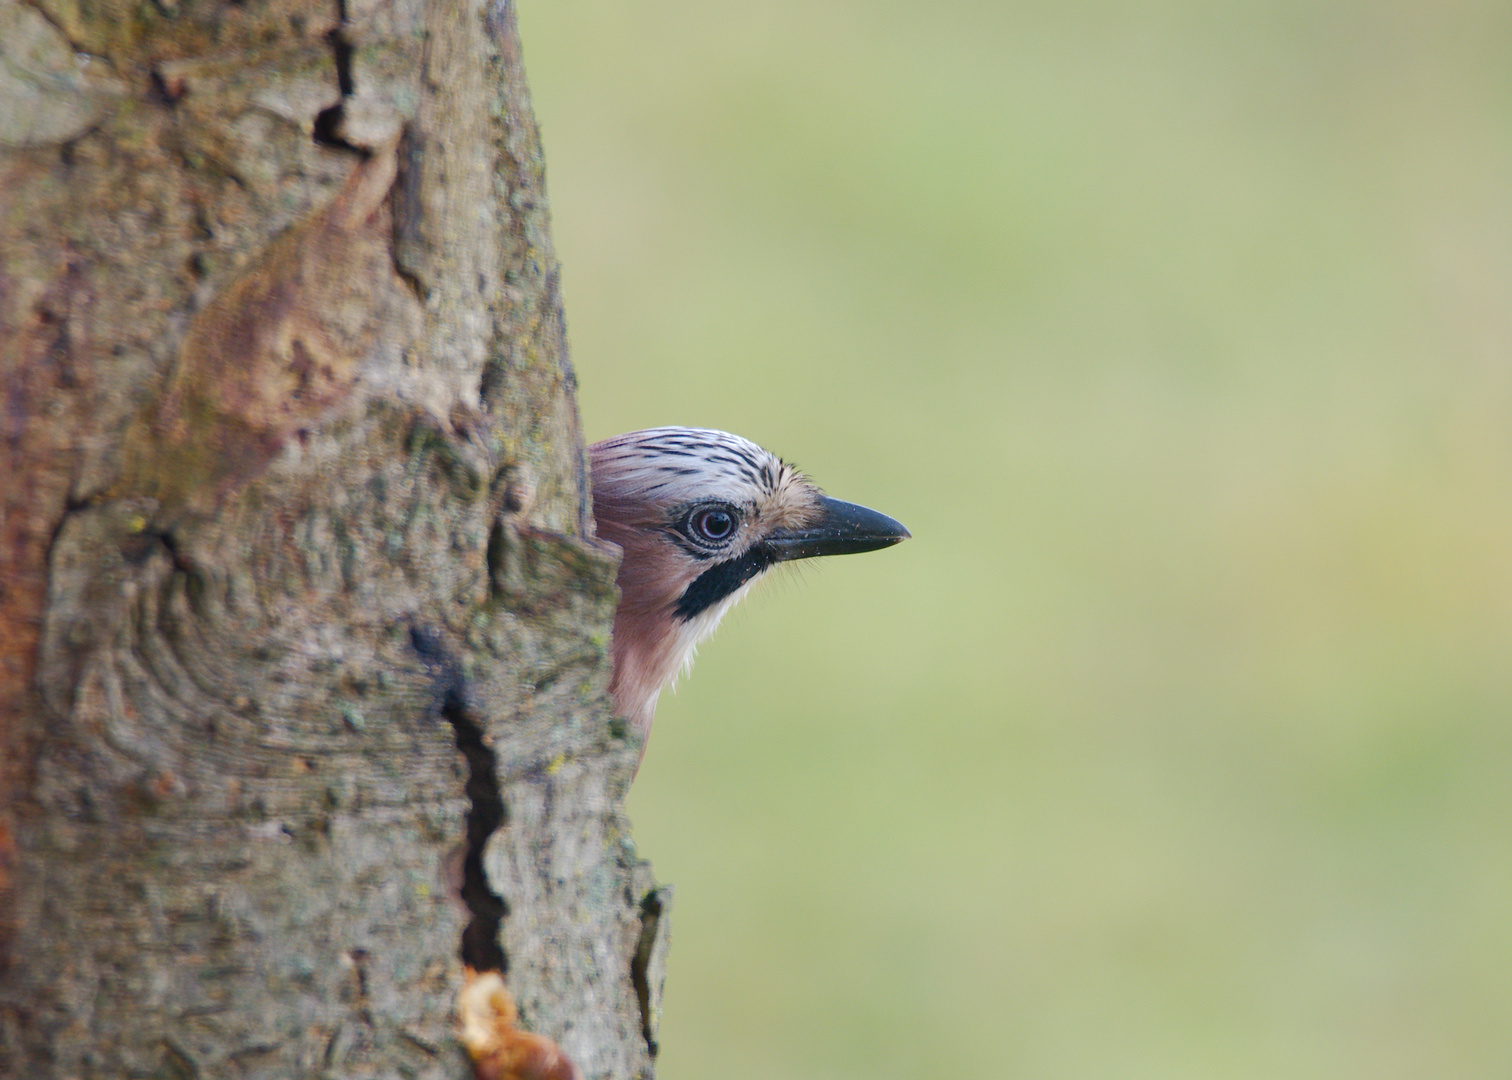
[[0, 0, 666, 1076]]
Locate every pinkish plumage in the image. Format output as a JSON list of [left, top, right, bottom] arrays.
[[589, 427, 908, 759]]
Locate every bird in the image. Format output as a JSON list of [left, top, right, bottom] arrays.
[[590, 427, 909, 749]]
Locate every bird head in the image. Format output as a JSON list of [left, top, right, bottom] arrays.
[[590, 427, 909, 743]]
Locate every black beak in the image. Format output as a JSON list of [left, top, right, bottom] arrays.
[[766, 496, 911, 562]]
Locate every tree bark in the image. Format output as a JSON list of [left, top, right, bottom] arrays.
[[0, 0, 665, 1076]]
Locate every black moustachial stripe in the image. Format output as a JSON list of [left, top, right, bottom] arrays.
[[673, 544, 776, 621]]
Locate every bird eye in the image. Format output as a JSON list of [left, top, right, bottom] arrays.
[[692, 507, 737, 543]]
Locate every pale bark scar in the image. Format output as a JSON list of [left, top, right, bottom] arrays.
[[132, 138, 407, 512]]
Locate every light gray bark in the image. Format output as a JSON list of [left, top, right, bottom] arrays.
[[0, 0, 665, 1075]]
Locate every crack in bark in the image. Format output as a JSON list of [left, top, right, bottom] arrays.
[[312, 0, 359, 152], [390, 126, 428, 302], [411, 625, 508, 972], [630, 886, 670, 1057]]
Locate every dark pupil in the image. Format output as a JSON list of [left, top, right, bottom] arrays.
[[697, 510, 734, 540]]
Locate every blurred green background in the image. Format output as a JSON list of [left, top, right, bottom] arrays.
[[516, 2, 1512, 1077]]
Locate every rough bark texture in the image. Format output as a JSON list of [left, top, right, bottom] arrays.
[[0, 0, 665, 1076]]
